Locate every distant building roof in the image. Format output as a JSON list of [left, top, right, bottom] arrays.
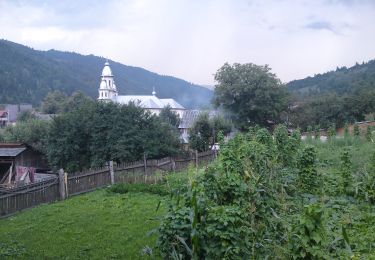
[[179, 110, 201, 129], [178, 110, 219, 129], [35, 113, 55, 121], [1, 104, 33, 122], [0, 143, 27, 157]]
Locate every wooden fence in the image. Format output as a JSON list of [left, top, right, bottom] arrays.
[[0, 150, 217, 217]]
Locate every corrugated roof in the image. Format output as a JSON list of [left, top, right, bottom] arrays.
[[178, 110, 220, 129], [0, 147, 26, 157], [178, 110, 201, 129]]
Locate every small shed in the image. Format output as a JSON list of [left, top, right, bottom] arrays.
[[0, 143, 48, 187]]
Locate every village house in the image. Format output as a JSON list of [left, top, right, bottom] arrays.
[[0, 104, 33, 127], [0, 143, 50, 188]]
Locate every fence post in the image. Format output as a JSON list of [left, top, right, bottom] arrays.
[[171, 157, 176, 172], [58, 169, 66, 200], [143, 153, 147, 174], [195, 150, 198, 169], [109, 161, 115, 185], [64, 171, 68, 198]]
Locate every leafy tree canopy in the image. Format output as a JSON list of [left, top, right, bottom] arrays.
[[46, 100, 181, 172], [41, 90, 68, 114], [3, 119, 50, 153], [213, 63, 288, 130]]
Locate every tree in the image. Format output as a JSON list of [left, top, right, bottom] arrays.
[[159, 105, 180, 129], [41, 90, 67, 114], [17, 110, 36, 122], [189, 113, 232, 152], [46, 100, 181, 172], [213, 63, 288, 130], [63, 91, 93, 113], [3, 119, 50, 153], [210, 115, 232, 144], [189, 113, 212, 152], [46, 99, 95, 171]]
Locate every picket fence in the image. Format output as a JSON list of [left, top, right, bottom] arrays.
[[0, 150, 216, 217]]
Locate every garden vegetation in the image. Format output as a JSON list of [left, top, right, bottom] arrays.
[[157, 126, 375, 259]]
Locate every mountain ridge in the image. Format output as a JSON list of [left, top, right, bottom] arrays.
[[0, 39, 213, 109], [287, 59, 375, 97]]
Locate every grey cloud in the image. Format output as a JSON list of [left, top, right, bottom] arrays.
[[304, 21, 336, 33]]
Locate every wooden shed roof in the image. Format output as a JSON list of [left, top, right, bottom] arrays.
[[0, 143, 27, 157]]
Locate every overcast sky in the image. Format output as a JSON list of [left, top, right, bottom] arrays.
[[0, 0, 374, 85]]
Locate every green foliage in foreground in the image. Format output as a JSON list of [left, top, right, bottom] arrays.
[[0, 190, 166, 259], [158, 127, 375, 259]]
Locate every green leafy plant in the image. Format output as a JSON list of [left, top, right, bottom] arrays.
[[344, 123, 350, 139], [340, 148, 352, 193], [353, 124, 360, 137], [289, 203, 328, 259], [314, 125, 321, 140], [297, 146, 319, 193], [327, 124, 336, 141], [365, 125, 373, 142]]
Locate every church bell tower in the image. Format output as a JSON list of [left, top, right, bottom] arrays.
[[98, 61, 118, 101]]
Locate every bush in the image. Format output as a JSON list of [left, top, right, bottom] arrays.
[[297, 146, 319, 194], [289, 203, 328, 259]]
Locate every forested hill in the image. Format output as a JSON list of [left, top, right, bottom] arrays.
[[287, 60, 375, 97], [0, 39, 212, 108]]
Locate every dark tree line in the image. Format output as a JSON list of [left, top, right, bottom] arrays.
[[3, 96, 181, 172], [46, 101, 181, 171], [290, 91, 375, 130]]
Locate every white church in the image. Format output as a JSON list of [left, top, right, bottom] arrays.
[[97, 61, 186, 117]]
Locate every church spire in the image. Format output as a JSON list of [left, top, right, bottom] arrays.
[[98, 60, 118, 101]]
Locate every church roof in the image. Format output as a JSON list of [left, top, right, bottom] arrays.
[[160, 99, 185, 110], [116, 95, 166, 109], [115, 95, 185, 110], [98, 61, 185, 111]]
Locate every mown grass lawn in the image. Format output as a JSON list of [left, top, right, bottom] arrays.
[[0, 189, 166, 259]]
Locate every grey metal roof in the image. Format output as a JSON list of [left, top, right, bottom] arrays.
[[178, 110, 220, 129], [178, 110, 201, 129], [0, 147, 26, 157]]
